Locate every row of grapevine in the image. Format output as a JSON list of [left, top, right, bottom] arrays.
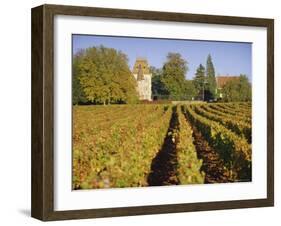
[[73, 105, 173, 189], [73, 105, 143, 131], [183, 105, 251, 181], [238, 102, 252, 110], [232, 102, 252, 110], [73, 102, 252, 188], [176, 106, 205, 184], [200, 104, 251, 125], [73, 105, 146, 188], [192, 105, 252, 143], [210, 103, 251, 118], [223, 102, 252, 111]]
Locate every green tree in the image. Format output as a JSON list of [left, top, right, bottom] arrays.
[[75, 46, 138, 105], [150, 66, 167, 99], [222, 74, 252, 102], [205, 54, 217, 100], [161, 53, 188, 100], [73, 50, 87, 105], [183, 80, 197, 100], [239, 75, 252, 101], [193, 64, 206, 100]]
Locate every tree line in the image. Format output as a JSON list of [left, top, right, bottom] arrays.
[[151, 53, 217, 101], [73, 45, 251, 105]]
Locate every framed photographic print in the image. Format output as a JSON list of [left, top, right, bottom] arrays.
[[31, 4, 274, 221]]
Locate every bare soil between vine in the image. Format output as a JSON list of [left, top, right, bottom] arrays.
[[147, 106, 179, 186], [185, 113, 233, 184]]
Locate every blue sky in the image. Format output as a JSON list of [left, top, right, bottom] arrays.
[[72, 34, 252, 80]]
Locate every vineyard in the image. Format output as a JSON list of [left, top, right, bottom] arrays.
[[73, 102, 252, 189]]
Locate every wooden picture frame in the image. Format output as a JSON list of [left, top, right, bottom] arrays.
[[31, 4, 274, 221]]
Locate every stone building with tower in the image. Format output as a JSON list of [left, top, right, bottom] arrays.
[[132, 58, 152, 101]]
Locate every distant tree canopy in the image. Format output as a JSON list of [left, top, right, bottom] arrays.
[[151, 55, 195, 101], [222, 74, 252, 102], [150, 66, 167, 99], [193, 64, 206, 99], [73, 46, 138, 105], [161, 53, 189, 100], [183, 80, 197, 100], [73, 50, 87, 105], [192, 54, 218, 101]]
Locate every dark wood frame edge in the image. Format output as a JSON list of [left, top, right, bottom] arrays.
[[31, 4, 274, 221]]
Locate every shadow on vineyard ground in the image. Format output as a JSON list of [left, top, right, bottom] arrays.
[[147, 106, 179, 186], [183, 112, 232, 183]]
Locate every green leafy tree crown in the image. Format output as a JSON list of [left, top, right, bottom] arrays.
[[222, 74, 252, 102], [161, 52, 188, 100], [73, 45, 138, 105]]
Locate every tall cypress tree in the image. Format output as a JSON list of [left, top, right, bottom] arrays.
[[193, 64, 206, 100], [205, 54, 217, 100]]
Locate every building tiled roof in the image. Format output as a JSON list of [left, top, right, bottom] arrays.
[[216, 76, 239, 88], [132, 58, 150, 75]]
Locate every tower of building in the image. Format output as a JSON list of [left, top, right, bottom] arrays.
[[132, 58, 152, 101]]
